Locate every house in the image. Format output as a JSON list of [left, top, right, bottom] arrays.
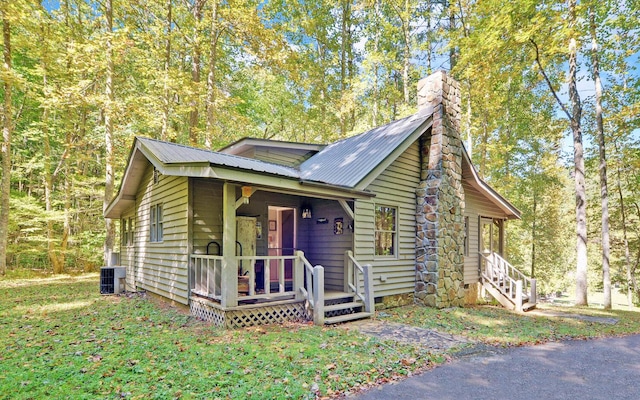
[[104, 71, 536, 328]]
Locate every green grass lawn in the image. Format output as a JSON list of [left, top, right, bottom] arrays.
[[381, 300, 640, 346], [3, 273, 640, 399], [0, 274, 436, 399]]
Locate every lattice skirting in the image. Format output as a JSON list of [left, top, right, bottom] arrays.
[[190, 298, 310, 328]]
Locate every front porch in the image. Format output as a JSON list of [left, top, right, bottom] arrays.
[[188, 250, 374, 328]]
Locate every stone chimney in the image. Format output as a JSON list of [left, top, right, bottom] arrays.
[[414, 71, 466, 308]]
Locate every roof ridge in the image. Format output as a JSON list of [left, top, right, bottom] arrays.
[[136, 136, 301, 173]]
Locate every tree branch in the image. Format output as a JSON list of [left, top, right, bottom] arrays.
[[529, 38, 573, 122]]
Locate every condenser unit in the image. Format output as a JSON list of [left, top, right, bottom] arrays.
[[100, 266, 126, 294]]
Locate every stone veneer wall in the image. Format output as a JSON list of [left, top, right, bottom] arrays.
[[414, 71, 466, 308]]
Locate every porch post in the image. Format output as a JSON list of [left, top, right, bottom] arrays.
[[294, 251, 305, 301], [221, 182, 238, 307]]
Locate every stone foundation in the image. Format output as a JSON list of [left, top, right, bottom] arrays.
[[415, 71, 466, 308], [375, 293, 414, 310]]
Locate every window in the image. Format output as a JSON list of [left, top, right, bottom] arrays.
[[128, 217, 134, 246], [375, 205, 397, 256], [122, 217, 135, 247], [150, 204, 163, 242], [464, 216, 469, 256], [153, 167, 160, 184], [121, 218, 128, 247]]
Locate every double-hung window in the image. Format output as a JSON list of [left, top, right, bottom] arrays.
[[150, 204, 163, 242], [375, 205, 397, 256]]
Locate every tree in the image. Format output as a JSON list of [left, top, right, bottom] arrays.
[[0, 1, 15, 275], [103, 0, 116, 266], [589, 3, 611, 309], [529, 0, 588, 305]]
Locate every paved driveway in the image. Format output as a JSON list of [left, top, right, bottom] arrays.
[[353, 334, 640, 400]]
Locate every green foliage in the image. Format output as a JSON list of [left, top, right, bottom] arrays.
[[2, 0, 639, 298]]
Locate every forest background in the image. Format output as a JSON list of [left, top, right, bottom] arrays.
[[0, 0, 638, 304]]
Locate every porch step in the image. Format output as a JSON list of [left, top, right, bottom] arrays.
[[324, 301, 363, 312], [325, 311, 373, 325], [522, 302, 537, 312]]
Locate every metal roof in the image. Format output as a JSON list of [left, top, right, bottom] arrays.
[[138, 137, 300, 179], [299, 109, 432, 187]]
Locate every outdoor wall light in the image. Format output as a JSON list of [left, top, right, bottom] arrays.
[[301, 205, 312, 219]]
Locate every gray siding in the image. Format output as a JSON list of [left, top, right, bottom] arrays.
[[192, 179, 224, 255], [462, 181, 508, 284], [134, 164, 190, 304], [303, 199, 353, 291], [355, 140, 421, 298]]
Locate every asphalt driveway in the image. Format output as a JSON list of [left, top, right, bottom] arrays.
[[353, 334, 640, 400]]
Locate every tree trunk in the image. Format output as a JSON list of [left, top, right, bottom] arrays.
[[103, 0, 116, 266], [402, 0, 410, 105], [0, 13, 12, 275], [569, 0, 588, 306], [339, 0, 350, 137], [531, 192, 537, 279], [189, 0, 204, 146], [590, 7, 610, 309], [161, 0, 172, 141], [614, 139, 633, 307], [205, 0, 219, 149]]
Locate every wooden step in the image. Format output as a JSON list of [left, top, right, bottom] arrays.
[[324, 311, 372, 325], [324, 291, 354, 301], [324, 301, 363, 312], [522, 302, 536, 312]]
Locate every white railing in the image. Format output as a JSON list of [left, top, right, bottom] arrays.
[[190, 254, 223, 301], [297, 251, 325, 325], [190, 251, 314, 308], [480, 251, 537, 311], [345, 250, 375, 313]]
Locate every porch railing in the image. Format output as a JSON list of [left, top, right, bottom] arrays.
[[297, 251, 325, 325], [345, 250, 374, 313], [190, 255, 223, 301], [480, 251, 537, 311], [190, 252, 314, 306]]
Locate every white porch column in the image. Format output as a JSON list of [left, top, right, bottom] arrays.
[[221, 182, 238, 307]]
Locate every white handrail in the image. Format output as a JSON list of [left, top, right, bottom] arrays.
[[480, 251, 537, 311], [345, 251, 374, 313]]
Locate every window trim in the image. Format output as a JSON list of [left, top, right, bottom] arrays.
[[464, 216, 469, 257], [150, 204, 163, 243], [128, 217, 134, 247], [374, 204, 398, 258]]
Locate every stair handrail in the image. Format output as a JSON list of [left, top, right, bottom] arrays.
[[296, 251, 324, 325], [480, 252, 537, 311], [345, 250, 375, 313]]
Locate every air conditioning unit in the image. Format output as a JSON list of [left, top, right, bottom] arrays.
[[100, 266, 126, 294]]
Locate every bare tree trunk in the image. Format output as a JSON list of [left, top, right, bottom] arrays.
[[569, 0, 588, 306], [161, 0, 172, 141], [531, 192, 537, 278], [402, 0, 410, 105], [42, 89, 64, 273], [614, 139, 633, 307], [0, 13, 12, 275], [339, 0, 350, 137], [103, 0, 116, 266], [590, 8, 610, 309], [188, 0, 204, 146], [205, 0, 219, 149]]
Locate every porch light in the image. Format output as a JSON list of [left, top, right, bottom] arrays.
[[301, 205, 312, 219], [241, 186, 253, 198]]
